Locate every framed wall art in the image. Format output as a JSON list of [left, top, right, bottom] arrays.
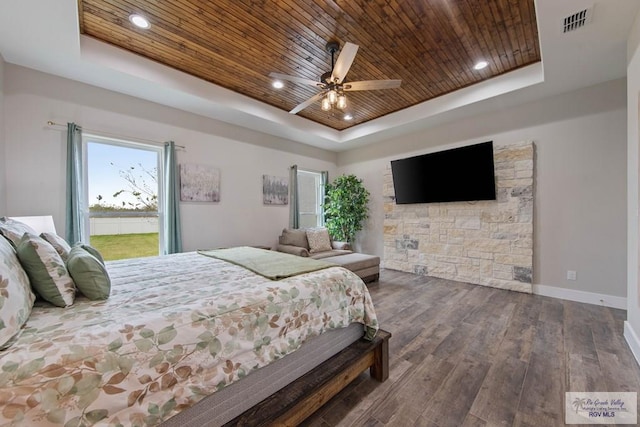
[[180, 163, 221, 202], [262, 175, 288, 205]]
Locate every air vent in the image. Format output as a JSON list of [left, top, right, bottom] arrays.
[[563, 7, 593, 33]]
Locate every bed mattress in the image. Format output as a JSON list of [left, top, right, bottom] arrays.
[[0, 251, 378, 426]]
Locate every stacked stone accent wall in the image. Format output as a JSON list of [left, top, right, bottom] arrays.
[[383, 141, 534, 293]]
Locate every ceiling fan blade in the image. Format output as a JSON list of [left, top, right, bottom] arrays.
[[343, 80, 402, 91], [330, 42, 359, 84], [289, 92, 325, 115], [269, 72, 323, 87]]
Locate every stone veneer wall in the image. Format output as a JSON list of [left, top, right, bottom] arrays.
[[383, 141, 534, 293]]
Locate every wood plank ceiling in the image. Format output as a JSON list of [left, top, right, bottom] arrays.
[[78, 0, 540, 131]]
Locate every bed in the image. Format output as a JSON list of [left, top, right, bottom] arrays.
[[0, 234, 385, 426]]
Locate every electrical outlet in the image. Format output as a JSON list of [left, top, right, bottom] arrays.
[[567, 270, 577, 281]]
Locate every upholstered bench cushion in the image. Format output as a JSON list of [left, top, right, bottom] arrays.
[[310, 250, 353, 260], [322, 253, 380, 272]]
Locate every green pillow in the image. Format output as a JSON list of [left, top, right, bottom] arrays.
[[77, 244, 105, 265], [16, 233, 75, 307], [66, 246, 110, 300]]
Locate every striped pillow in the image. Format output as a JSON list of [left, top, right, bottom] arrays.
[[16, 233, 76, 307]]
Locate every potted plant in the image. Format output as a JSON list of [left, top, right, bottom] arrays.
[[323, 174, 370, 244]]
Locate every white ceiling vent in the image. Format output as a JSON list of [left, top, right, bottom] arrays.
[[563, 7, 593, 33]]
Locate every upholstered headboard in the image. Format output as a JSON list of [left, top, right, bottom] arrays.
[[9, 216, 57, 234]]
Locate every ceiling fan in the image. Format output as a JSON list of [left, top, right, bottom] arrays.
[[270, 40, 402, 116]]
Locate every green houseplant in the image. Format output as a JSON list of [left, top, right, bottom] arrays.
[[323, 174, 370, 243]]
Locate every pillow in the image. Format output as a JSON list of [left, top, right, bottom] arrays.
[[0, 217, 38, 248], [277, 245, 310, 257], [0, 236, 35, 348], [66, 246, 111, 300], [306, 228, 332, 254], [279, 228, 310, 249], [78, 244, 105, 265], [40, 232, 72, 261], [16, 233, 75, 307]]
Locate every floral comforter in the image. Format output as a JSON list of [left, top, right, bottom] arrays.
[[0, 252, 378, 426]]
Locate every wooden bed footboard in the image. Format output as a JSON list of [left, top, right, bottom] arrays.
[[226, 329, 391, 426]]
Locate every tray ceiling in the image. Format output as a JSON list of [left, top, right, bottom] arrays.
[[78, 0, 540, 131]]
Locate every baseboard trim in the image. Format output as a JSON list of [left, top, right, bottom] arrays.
[[624, 321, 640, 367], [532, 284, 627, 309]]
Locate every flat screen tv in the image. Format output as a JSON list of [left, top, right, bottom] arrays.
[[390, 141, 496, 204]]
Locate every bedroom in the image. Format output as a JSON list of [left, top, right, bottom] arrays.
[[1, 0, 640, 425]]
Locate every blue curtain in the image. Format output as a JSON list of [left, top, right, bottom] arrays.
[[289, 165, 299, 229], [320, 171, 329, 226], [162, 141, 182, 254], [65, 123, 86, 244]]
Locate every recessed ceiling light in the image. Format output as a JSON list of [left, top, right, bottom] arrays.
[[129, 14, 150, 29], [272, 80, 284, 89], [473, 60, 488, 70], [344, 114, 353, 121]]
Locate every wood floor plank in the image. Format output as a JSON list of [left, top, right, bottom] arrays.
[[465, 303, 515, 361], [460, 413, 488, 427], [495, 318, 535, 362], [372, 355, 455, 425], [469, 354, 528, 425], [300, 269, 640, 427], [531, 320, 564, 356], [597, 350, 640, 393], [515, 350, 565, 426], [430, 322, 478, 363], [563, 301, 599, 361], [567, 352, 608, 392], [538, 297, 564, 324], [400, 323, 454, 365], [420, 356, 491, 427]]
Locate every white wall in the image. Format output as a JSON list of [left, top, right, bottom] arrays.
[[0, 55, 6, 214], [625, 10, 640, 364], [338, 79, 627, 299], [3, 65, 337, 250]]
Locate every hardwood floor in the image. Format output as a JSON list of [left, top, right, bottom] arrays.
[[301, 269, 640, 427]]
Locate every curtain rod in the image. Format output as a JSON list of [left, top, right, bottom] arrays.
[[46, 121, 186, 150]]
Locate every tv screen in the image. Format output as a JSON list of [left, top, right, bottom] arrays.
[[390, 141, 496, 204]]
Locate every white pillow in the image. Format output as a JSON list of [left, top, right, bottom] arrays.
[[0, 217, 38, 248], [306, 228, 332, 254]]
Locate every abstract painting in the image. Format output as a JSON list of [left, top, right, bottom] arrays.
[[180, 163, 220, 202], [263, 175, 288, 205]]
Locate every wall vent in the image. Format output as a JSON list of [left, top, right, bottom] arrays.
[[563, 7, 593, 33]]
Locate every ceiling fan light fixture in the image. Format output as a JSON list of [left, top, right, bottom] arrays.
[[272, 40, 401, 117], [272, 80, 284, 89], [327, 89, 338, 105], [337, 94, 347, 110], [321, 96, 331, 111], [129, 14, 150, 29]]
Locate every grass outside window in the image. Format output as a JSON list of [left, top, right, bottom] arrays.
[[90, 233, 159, 261]]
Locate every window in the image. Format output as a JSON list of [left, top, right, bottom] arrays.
[[83, 135, 163, 260], [297, 169, 325, 228]]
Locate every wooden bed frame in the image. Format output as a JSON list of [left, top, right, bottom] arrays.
[[226, 329, 391, 426]]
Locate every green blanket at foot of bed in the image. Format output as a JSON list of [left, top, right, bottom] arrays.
[[198, 246, 335, 280]]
